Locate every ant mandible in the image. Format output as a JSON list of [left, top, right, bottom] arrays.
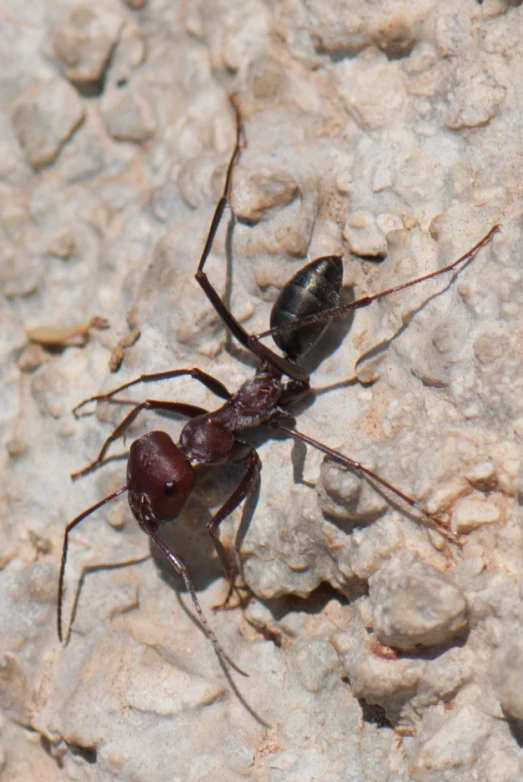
[[57, 98, 499, 676]]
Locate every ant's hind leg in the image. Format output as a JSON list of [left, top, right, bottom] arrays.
[[194, 100, 310, 384]]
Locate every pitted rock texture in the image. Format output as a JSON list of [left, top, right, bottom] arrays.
[[1, 1, 523, 781]]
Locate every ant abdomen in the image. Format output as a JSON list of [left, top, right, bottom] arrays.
[[270, 255, 343, 359]]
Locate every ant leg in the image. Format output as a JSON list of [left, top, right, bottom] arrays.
[[72, 400, 208, 481], [58, 487, 128, 642], [259, 225, 500, 345], [194, 101, 309, 384], [73, 367, 232, 417], [196, 266, 308, 383], [276, 423, 459, 543], [138, 509, 248, 677], [206, 447, 261, 607]]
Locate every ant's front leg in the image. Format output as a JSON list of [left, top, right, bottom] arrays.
[[141, 516, 248, 677], [205, 445, 261, 609], [72, 400, 208, 480]]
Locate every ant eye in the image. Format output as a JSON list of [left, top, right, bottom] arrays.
[[164, 481, 177, 498]]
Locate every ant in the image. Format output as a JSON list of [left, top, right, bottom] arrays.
[[57, 99, 499, 677]]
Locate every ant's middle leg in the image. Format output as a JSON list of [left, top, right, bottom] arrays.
[[73, 367, 233, 417], [72, 400, 209, 481], [276, 423, 459, 543]]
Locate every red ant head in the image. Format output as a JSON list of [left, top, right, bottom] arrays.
[[127, 431, 195, 530]]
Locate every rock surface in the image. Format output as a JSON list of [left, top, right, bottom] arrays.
[[1, 0, 523, 780]]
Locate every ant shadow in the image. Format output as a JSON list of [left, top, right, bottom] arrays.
[[153, 460, 257, 595], [64, 554, 150, 645], [65, 520, 270, 723], [173, 584, 271, 726], [353, 257, 476, 379], [506, 717, 523, 748]]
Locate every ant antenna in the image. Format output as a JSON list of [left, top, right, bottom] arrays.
[[57, 486, 248, 677]]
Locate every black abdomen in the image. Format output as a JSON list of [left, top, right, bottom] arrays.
[[270, 255, 343, 359]]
